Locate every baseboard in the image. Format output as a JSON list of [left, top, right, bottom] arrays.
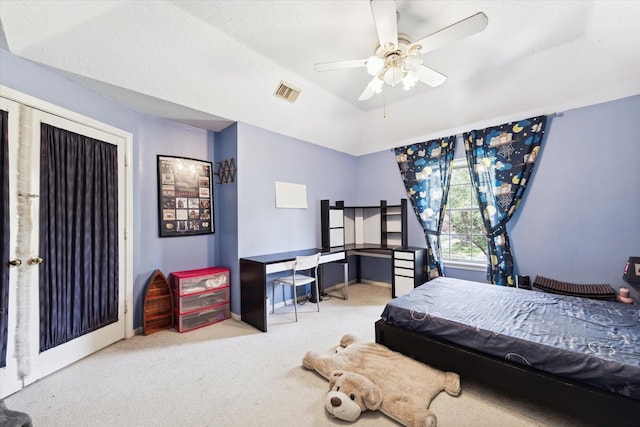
[[237, 280, 386, 323], [133, 281, 383, 332], [324, 279, 391, 290], [267, 297, 302, 313], [323, 281, 350, 292], [360, 279, 391, 288]]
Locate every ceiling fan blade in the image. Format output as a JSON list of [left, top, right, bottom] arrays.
[[410, 12, 488, 55], [358, 77, 379, 101], [416, 65, 447, 87], [370, 0, 398, 51], [313, 59, 367, 72]]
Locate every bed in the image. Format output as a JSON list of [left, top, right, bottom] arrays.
[[375, 277, 640, 426]]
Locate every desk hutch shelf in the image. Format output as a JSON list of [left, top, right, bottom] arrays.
[[320, 199, 426, 298], [321, 199, 408, 248]]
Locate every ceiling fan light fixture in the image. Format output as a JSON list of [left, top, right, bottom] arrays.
[[408, 44, 422, 55], [313, 4, 488, 101], [383, 41, 396, 51], [402, 72, 418, 90], [366, 56, 384, 76], [383, 65, 404, 87], [404, 54, 423, 72]]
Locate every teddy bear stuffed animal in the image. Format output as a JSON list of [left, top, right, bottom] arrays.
[[324, 370, 382, 422], [302, 334, 460, 427]]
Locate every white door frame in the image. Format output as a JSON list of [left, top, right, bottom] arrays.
[[0, 85, 134, 397]]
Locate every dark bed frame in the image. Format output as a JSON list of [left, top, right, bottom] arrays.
[[375, 319, 639, 426]]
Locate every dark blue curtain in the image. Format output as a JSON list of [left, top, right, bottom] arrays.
[[1, 110, 8, 367], [464, 115, 547, 286], [395, 137, 456, 278], [39, 124, 119, 351]]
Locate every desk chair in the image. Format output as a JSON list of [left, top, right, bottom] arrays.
[[272, 253, 321, 322]]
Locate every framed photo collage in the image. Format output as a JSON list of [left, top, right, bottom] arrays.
[[157, 155, 214, 237]]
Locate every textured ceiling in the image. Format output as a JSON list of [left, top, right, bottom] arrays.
[[1, 1, 639, 155]]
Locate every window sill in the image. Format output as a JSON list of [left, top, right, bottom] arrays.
[[443, 260, 486, 272]]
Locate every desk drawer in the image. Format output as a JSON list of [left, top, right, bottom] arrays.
[[394, 275, 415, 297], [394, 259, 414, 269], [394, 251, 414, 261], [394, 267, 415, 278]]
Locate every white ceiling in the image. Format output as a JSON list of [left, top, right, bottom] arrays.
[[1, 1, 639, 156]]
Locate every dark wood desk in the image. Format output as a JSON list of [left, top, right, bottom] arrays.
[[239, 244, 426, 332], [240, 248, 345, 332]]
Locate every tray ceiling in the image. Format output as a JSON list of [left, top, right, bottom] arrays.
[[1, 1, 639, 155]]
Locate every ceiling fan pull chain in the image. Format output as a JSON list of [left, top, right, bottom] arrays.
[[383, 94, 387, 118]]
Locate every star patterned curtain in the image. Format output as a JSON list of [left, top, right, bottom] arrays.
[[395, 137, 456, 278], [463, 115, 547, 286]]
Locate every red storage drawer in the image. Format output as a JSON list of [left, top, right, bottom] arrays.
[[171, 267, 229, 295], [173, 287, 229, 314], [170, 266, 231, 332], [174, 303, 230, 333]]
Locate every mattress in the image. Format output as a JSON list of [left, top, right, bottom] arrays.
[[380, 277, 640, 400]]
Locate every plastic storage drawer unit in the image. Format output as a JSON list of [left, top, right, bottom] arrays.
[[174, 287, 230, 314], [170, 267, 231, 332], [171, 267, 229, 295], [175, 303, 230, 333]]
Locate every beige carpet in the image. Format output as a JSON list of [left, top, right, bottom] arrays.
[[4, 283, 590, 426]]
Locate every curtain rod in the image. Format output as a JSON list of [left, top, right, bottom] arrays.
[[391, 112, 563, 151]]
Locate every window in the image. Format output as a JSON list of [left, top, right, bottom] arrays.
[[441, 159, 487, 265]]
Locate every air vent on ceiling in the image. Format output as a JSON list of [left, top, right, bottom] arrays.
[[274, 81, 301, 103]]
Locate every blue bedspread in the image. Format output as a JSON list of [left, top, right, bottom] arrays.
[[380, 277, 640, 400]]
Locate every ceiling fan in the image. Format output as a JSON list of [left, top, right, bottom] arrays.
[[314, 0, 488, 101]]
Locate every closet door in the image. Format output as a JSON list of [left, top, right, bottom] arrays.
[[26, 110, 127, 385], [0, 97, 127, 396]]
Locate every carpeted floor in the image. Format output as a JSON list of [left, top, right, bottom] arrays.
[[4, 283, 591, 426]]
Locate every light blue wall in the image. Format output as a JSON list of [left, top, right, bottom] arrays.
[[4, 46, 637, 328], [236, 122, 357, 258], [1, 49, 218, 328], [214, 125, 239, 313], [355, 95, 640, 299], [234, 123, 357, 312], [1, 48, 359, 322], [135, 118, 216, 326], [509, 96, 640, 299], [354, 150, 425, 248]]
